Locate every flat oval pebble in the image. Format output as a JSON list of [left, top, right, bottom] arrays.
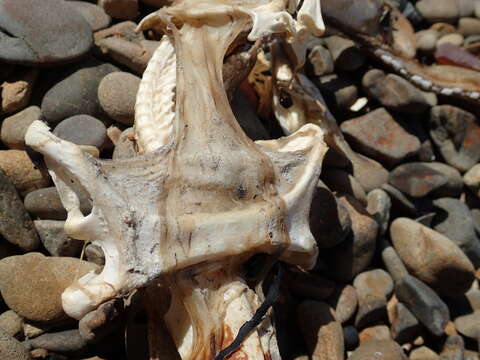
[[53, 115, 107, 148], [98, 72, 140, 125], [67, 1, 111, 32], [41, 59, 119, 125], [0, 253, 98, 322], [391, 217, 475, 295], [0, 0, 92, 65]]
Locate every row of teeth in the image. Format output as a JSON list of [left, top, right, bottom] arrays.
[[377, 51, 480, 100]]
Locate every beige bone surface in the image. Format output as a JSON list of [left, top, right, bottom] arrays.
[[25, 0, 326, 358]]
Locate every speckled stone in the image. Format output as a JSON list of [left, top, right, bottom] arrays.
[[0, 327, 31, 360], [0, 253, 98, 322], [0, 150, 49, 195], [98, 72, 140, 125]]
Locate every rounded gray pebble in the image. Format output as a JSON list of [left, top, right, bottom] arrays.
[[53, 114, 107, 148], [98, 72, 140, 125]]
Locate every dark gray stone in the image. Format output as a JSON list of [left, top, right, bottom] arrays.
[[26, 329, 87, 353], [53, 115, 107, 148], [41, 58, 118, 124], [0, 0, 92, 65], [395, 275, 450, 337], [24, 187, 91, 221], [0, 169, 39, 251], [432, 197, 480, 267]]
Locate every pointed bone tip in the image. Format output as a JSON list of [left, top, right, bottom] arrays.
[[136, 12, 165, 33], [25, 120, 52, 148]]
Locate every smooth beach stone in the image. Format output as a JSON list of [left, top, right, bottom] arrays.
[[0, 150, 49, 195], [429, 105, 480, 172], [1, 106, 41, 150], [389, 162, 463, 198], [395, 275, 450, 337], [0, 0, 92, 65], [432, 198, 480, 267], [98, 72, 140, 125], [0, 253, 98, 322], [67, 1, 111, 31], [341, 108, 421, 167], [24, 186, 92, 221], [53, 115, 107, 148], [362, 69, 436, 114], [390, 217, 475, 296], [41, 59, 119, 124], [353, 269, 393, 328]]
